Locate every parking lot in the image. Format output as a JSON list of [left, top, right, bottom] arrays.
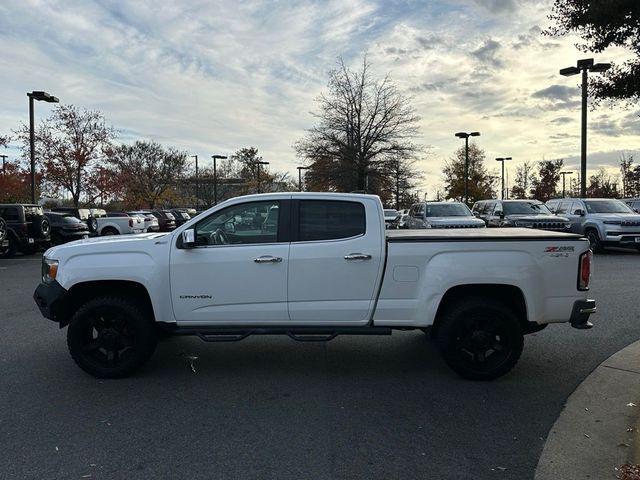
[[1, 250, 639, 480]]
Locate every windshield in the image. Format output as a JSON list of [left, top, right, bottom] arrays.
[[425, 204, 471, 217], [584, 200, 634, 214], [502, 202, 551, 216]]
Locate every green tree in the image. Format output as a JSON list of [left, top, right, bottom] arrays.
[[295, 56, 422, 199], [545, 0, 640, 105], [531, 160, 563, 201], [442, 144, 496, 204], [510, 161, 536, 199]]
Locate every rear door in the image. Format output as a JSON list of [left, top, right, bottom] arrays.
[[287, 198, 384, 324]]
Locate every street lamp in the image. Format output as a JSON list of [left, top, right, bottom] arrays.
[[454, 131, 480, 204], [297, 166, 310, 192], [559, 171, 574, 198], [28, 91, 59, 203], [191, 155, 199, 207], [495, 157, 513, 200], [256, 161, 269, 193], [560, 58, 611, 197], [211, 155, 228, 205]]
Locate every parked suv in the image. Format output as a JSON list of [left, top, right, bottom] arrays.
[[148, 210, 177, 232], [0, 204, 51, 258], [623, 198, 640, 213], [546, 198, 640, 252], [407, 201, 485, 229], [45, 212, 90, 245], [472, 200, 570, 231]]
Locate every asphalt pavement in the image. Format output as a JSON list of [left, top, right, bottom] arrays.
[[1, 249, 639, 480]]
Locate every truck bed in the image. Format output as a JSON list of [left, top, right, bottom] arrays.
[[386, 227, 583, 242]]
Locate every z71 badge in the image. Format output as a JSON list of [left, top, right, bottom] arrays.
[[544, 246, 575, 253]]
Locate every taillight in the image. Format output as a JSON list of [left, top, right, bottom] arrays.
[[578, 251, 592, 291], [129, 219, 133, 227]]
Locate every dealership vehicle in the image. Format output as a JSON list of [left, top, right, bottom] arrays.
[[45, 212, 90, 245], [170, 209, 192, 227], [51, 207, 99, 234], [407, 202, 485, 229], [34, 193, 595, 381], [472, 200, 570, 232], [383, 209, 400, 229], [396, 213, 410, 229], [145, 209, 177, 232], [0, 204, 51, 258], [547, 198, 640, 252], [0, 216, 8, 251], [127, 211, 160, 232]]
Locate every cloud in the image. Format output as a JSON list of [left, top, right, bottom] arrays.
[[532, 85, 577, 102], [470, 39, 503, 68]]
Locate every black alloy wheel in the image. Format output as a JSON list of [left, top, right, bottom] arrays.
[[586, 230, 603, 253], [436, 298, 524, 381], [67, 296, 157, 378]]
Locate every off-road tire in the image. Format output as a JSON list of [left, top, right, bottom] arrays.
[[37, 216, 51, 237], [67, 296, 157, 378], [436, 297, 524, 381], [87, 217, 98, 233], [0, 218, 6, 243], [586, 229, 603, 253], [101, 227, 118, 236]]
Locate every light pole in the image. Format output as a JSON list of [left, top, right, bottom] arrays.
[[559, 171, 574, 198], [495, 157, 512, 200], [297, 166, 310, 192], [256, 161, 269, 193], [0, 154, 7, 172], [560, 58, 611, 197], [454, 131, 480, 205], [191, 155, 199, 207], [27, 91, 59, 203], [211, 155, 227, 205]]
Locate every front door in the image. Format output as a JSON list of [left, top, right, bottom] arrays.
[[287, 199, 384, 324], [170, 199, 290, 324]]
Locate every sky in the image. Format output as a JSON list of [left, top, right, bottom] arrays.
[[1, 0, 639, 196]]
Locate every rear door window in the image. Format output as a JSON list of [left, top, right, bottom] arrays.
[[0, 207, 20, 221], [298, 200, 365, 241]]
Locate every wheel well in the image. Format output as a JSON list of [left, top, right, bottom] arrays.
[[432, 284, 528, 336], [62, 280, 155, 326], [101, 226, 118, 234]]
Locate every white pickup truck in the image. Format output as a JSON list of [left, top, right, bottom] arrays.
[[34, 193, 595, 380]]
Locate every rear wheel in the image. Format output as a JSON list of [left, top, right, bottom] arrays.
[[436, 298, 524, 381], [0, 236, 17, 259], [0, 218, 6, 243], [586, 229, 603, 253], [67, 296, 157, 378], [102, 227, 118, 236]]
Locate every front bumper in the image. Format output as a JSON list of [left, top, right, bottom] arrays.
[[33, 280, 69, 325], [570, 299, 596, 329]]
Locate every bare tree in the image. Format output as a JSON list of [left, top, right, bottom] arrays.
[[295, 56, 422, 198], [510, 161, 536, 199], [16, 105, 116, 206]]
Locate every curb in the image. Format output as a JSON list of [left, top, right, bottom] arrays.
[[535, 339, 640, 479]]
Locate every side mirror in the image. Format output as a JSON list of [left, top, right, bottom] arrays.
[[495, 210, 504, 218], [182, 229, 195, 248], [574, 209, 585, 216], [473, 211, 480, 217]]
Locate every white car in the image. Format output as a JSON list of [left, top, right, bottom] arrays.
[[35, 192, 595, 381]]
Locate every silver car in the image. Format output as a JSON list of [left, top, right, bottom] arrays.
[[406, 202, 486, 229], [546, 198, 640, 252]]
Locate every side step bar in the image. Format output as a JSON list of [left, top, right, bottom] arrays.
[[170, 326, 393, 343]]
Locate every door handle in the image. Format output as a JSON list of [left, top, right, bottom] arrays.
[[344, 253, 372, 260], [254, 256, 283, 263]]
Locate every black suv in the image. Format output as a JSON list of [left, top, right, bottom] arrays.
[[0, 204, 51, 258], [45, 212, 90, 245]]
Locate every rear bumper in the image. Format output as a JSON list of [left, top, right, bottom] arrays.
[[570, 299, 596, 329], [33, 281, 69, 325]]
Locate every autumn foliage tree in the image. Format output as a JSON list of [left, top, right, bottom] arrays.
[[442, 143, 496, 204], [531, 159, 564, 201], [16, 105, 116, 205], [295, 56, 422, 200]]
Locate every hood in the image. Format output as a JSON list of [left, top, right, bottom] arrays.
[[44, 232, 170, 258], [428, 216, 485, 226], [587, 213, 640, 222], [506, 214, 569, 223]]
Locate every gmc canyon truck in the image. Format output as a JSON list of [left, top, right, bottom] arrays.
[[34, 193, 595, 381]]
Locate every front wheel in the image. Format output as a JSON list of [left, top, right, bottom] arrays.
[[67, 296, 157, 378], [586, 230, 603, 253], [436, 298, 524, 381]]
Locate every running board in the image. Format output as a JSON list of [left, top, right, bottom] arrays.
[[170, 326, 393, 343]]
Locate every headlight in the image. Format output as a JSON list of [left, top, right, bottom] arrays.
[[42, 257, 59, 284], [603, 220, 621, 225]]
